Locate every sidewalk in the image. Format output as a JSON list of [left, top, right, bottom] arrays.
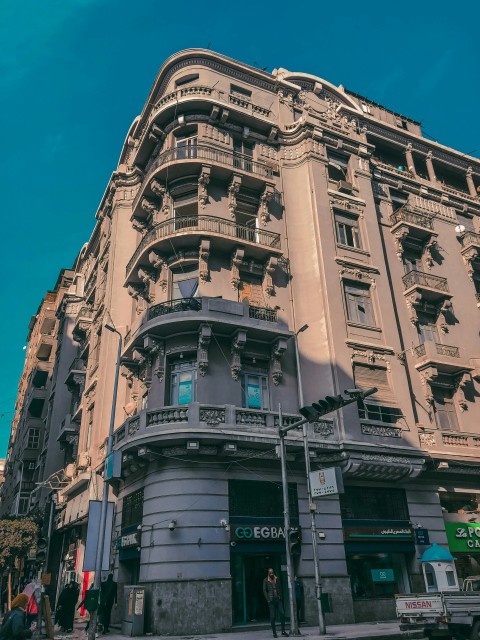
[[55, 620, 426, 640]]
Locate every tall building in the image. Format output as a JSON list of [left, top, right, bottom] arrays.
[[3, 49, 480, 633]]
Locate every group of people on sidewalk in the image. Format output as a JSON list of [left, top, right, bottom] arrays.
[[0, 575, 117, 640]]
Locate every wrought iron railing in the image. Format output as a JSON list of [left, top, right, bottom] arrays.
[[390, 206, 434, 230], [126, 215, 281, 276], [145, 144, 273, 180], [413, 344, 426, 357], [402, 269, 449, 292], [248, 306, 278, 322], [460, 231, 480, 248], [147, 298, 202, 320]]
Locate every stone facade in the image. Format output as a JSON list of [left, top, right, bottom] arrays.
[[2, 49, 480, 632]]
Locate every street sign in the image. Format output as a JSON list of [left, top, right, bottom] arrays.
[[309, 467, 344, 498]]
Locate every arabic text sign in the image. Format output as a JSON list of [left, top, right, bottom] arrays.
[[310, 467, 343, 498], [344, 525, 414, 542]]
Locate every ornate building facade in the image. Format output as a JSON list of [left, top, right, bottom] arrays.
[[2, 49, 480, 632]]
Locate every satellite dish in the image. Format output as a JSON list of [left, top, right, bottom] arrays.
[[455, 224, 466, 234], [124, 402, 136, 416]]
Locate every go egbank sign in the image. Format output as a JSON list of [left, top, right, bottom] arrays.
[[231, 525, 286, 542], [445, 522, 480, 552]]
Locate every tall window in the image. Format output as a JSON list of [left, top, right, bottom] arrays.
[[335, 211, 361, 248], [171, 265, 199, 300], [170, 360, 197, 405], [327, 151, 350, 182], [173, 190, 198, 230], [27, 428, 40, 449], [433, 388, 459, 431], [390, 189, 408, 213], [354, 364, 402, 424], [241, 365, 269, 410], [233, 139, 254, 172], [121, 489, 144, 528], [402, 250, 422, 274], [344, 282, 375, 326], [418, 313, 439, 344], [175, 128, 197, 159]]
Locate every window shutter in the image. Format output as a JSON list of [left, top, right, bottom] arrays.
[[353, 363, 395, 404]]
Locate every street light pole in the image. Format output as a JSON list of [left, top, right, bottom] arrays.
[[293, 327, 326, 635], [278, 405, 300, 637], [87, 323, 122, 640]]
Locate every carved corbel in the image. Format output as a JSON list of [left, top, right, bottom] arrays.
[[424, 238, 438, 269], [131, 216, 149, 235], [405, 292, 422, 325], [456, 372, 471, 411], [150, 180, 171, 216], [197, 324, 212, 376], [149, 251, 168, 291], [259, 185, 274, 226], [228, 175, 242, 217], [231, 247, 245, 290], [394, 228, 409, 261], [198, 166, 211, 209], [264, 256, 278, 297], [138, 267, 156, 285], [141, 197, 160, 218], [271, 338, 288, 386], [231, 330, 247, 380], [148, 124, 165, 143], [462, 248, 477, 280], [127, 282, 150, 303], [148, 249, 165, 270], [199, 239, 211, 282], [439, 298, 453, 319], [121, 364, 136, 389]]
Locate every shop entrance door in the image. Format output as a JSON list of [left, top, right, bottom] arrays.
[[231, 553, 288, 626]]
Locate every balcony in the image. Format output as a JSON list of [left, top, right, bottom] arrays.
[[413, 340, 470, 375], [57, 414, 79, 445], [65, 358, 86, 390], [390, 204, 435, 238], [402, 269, 451, 304], [124, 296, 286, 357], [72, 306, 94, 342], [112, 403, 327, 452], [36, 334, 54, 360], [125, 215, 281, 285]]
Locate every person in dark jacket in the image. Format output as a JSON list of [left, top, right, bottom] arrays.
[[0, 594, 33, 640], [98, 575, 117, 633], [262, 568, 288, 638], [294, 576, 304, 623], [55, 582, 80, 632]]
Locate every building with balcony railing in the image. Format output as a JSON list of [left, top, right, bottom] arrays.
[[3, 49, 480, 634]]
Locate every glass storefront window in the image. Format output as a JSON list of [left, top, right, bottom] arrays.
[[347, 553, 410, 599]]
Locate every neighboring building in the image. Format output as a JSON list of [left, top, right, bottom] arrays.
[[3, 49, 480, 632]]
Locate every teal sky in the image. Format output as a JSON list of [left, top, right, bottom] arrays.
[[1, 0, 479, 456]]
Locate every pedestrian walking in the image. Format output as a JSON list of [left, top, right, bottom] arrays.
[[0, 594, 33, 640], [262, 568, 288, 638], [294, 576, 304, 623], [55, 581, 80, 632], [99, 575, 117, 633]]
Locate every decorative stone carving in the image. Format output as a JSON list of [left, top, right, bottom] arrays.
[[150, 179, 171, 216], [231, 330, 247, 380], [141, 197, 160, 217], [197, 324, 212, 376], [231, 247, 244, 290], [121, 364, 136, 389], [462, 247, 478, 280], [405, 291, 423, 325], [264, 256, 278, 297], [198, 166, 211, 209], [394, 228, 409, 261], [361, 423, 401, 438], [259, 185, 274, 226], [199, 239, 210, 282], [148, 249, 164, 270], [313, 420, 334, 437], [228, 175, 242, 217], [456, 371, 471, 411], [199, 408, 225, 426], [270, 337, 288, 385], [419, 432, 436, 447], [138, 267, 156, 285], [131, 217, 149, 235], [149, 250, 168, 292], [424, 238, 438, 269]]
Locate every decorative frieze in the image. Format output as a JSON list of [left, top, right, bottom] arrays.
[[419, 432, 436, 447], [361, 423, 401, 438], [313, 420, 334, 437], [199, 407, 226, 426]]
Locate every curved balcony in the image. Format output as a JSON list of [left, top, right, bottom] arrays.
[[123, 296, 287, 358], [132, 144, 274, 216], [125, 215, 281, 285]]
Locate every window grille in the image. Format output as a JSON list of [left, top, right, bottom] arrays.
[[229, 480, 298, 519], [340, 486, 409, 520], [121, 489, 144, 528]]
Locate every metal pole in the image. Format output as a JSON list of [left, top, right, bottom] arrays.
[[294, 334, 326, 635], [278, 404, 300, 637], [87, 327, 122, 640]]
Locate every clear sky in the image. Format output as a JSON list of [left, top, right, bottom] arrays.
[[1, 0, 479, 456]]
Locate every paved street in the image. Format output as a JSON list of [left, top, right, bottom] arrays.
[[53, 619, 425, 640]]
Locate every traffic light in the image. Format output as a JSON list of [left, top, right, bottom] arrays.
[[36, 537, 48, 564], [288, 527, 302, 556], [299, 387, 378, 422]]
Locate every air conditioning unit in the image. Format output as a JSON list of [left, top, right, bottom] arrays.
[[64, 463, 75, 479], [337, 180, 353, 193], [76, 452, 91, 471]]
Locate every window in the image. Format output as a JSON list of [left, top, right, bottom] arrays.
[[340, 486, 409, 520], [347, 553, 409, 600], [170, 360, 197, 405], [175, 128, 197, 159], [233, 139, 254, 172], [241, 366, 270, 410], [344, 282, 375, 325], [229, 480, 299, 518], [390, 189, 408, 213], [335, 211, 361, 248], [402, 251, 422, 275], [27, 428, 40, 449], [361, 103, 371, 114], [17, 495, 30, 515], [327, 151, 349, 182], [433, 388, 459, 431], [171, 265, 199, 300], [121, 489, 144, 528], [354, 364, 401, 424], [173, 190, 198, 230], [413, 154, 429, 180], [85, 404, 94, 450], [175, 73, 199, 87], [418, 313, 439, 343]]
